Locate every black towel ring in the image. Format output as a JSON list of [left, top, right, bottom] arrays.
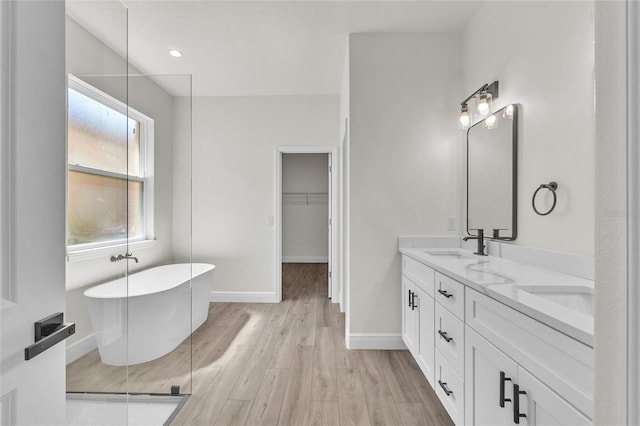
[[532, 182, 558, 216]]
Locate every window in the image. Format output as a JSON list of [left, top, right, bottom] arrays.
[[67, 75, 154, 258]]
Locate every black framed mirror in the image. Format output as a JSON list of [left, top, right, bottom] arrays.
[[466, 104, 518, 240]]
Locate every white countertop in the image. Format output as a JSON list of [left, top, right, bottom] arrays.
[[400, 247, 594, 347]]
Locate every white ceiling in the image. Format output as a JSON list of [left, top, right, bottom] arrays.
[[67, 1, 482, 97]]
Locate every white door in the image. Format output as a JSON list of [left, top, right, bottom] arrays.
[[464, 327, 518, 426], [516, 367, 591, 426], [1, 2, 67, 424]]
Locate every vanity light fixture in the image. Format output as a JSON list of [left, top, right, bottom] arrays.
[[458, 80, 499, 129], [168, 49, 183, 58], [476, 91, 492, 116], [459, 105, 471, 128]]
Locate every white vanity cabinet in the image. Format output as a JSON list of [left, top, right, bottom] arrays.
[[515, 366, 591, 425], [433, 272, 466, 424], [400, 253, 593, 426], [401, 257, 436, 386], [465, 326, 517, 425], [415, 286, 435, 386], [402, 276, 419, 355], [464, 288, 593, 423], [465, 326, 590, 425]]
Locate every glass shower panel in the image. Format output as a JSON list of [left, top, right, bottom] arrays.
[[64, 1, 130, 424], [65, 3, 195, 423], [125, 74, 193, 397]]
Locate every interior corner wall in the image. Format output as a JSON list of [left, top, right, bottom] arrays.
[[65, 17, 176, 345], [462, 1, 595, 257], [173, 95, 339, 295], [348, 33, 462, 336], [282, 153, 329, 260]]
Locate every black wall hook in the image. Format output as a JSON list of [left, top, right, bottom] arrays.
[[532, 182, 558, 216]]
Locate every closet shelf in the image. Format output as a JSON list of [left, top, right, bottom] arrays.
[[283, 192, 328, 206]]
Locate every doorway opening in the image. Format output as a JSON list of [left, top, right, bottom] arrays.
[[275, 146, 338, 304]]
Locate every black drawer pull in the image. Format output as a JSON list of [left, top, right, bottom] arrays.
[[513, 384, 527, 424], [438, 380, 453, 396], [408, 289, 412, 307], [499, 371, 512, 407], [438, 330, 453, 343], [438, 289, 453, 299]]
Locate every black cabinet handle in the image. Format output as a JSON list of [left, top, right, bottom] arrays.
[[513, 384, 527, 424], [408, 289, 413, 308], [438, 380, 453, 396], [411, 291, 418, 310], [437, 289, 453, 299], [438, 330, 453, 343], [499, 371, 512, 407]]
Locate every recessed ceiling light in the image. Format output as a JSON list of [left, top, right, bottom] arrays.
[[168, 49, 183, 58]]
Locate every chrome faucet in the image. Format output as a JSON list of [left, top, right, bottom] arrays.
[[463, 229, 488, 256], [110, 252, 139, 263]]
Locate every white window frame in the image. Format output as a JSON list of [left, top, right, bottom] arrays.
[[66, 74, 155, 262]]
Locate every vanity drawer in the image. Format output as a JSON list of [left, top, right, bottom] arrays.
[[435, 303, 465, 377], [435, 272, 465, 320], [435, 350, 464, 425], [403, 256, 435, 296]]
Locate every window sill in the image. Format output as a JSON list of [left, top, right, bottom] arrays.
[[67, 239, 156, 263]]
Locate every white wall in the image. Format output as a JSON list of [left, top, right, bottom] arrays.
[[593, 2, 628, 424], [462, 1, 595, 257], [347, 33, 462, 337], [282, 153, 329, 261], [65, 17, 177, 345], [173, 95, 339, 296]]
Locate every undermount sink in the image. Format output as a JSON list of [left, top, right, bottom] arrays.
[[515, 285, 594, 316], [465, 264, 513, 284], [422, 250, 477, 260]]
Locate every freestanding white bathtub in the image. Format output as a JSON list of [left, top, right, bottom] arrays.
[[84, 263, 215, 366]]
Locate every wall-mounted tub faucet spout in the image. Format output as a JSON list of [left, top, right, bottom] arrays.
[[463, 229, 487, 256], [110, 253, 139, 263]]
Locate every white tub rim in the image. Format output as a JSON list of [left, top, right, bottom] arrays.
[[84, 262, 214, 299]]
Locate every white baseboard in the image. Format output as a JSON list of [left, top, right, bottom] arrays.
[[66, 333, 97, 365], [346, 333, 407, 350], [282, 256, 328, 263], [210, 291, 279, 303]]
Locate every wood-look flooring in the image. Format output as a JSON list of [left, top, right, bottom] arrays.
[[67, 263, 453, 426]]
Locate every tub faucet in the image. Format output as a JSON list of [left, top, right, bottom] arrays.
[[463, 229, 487, 256], [110, 253, 139, 263]]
